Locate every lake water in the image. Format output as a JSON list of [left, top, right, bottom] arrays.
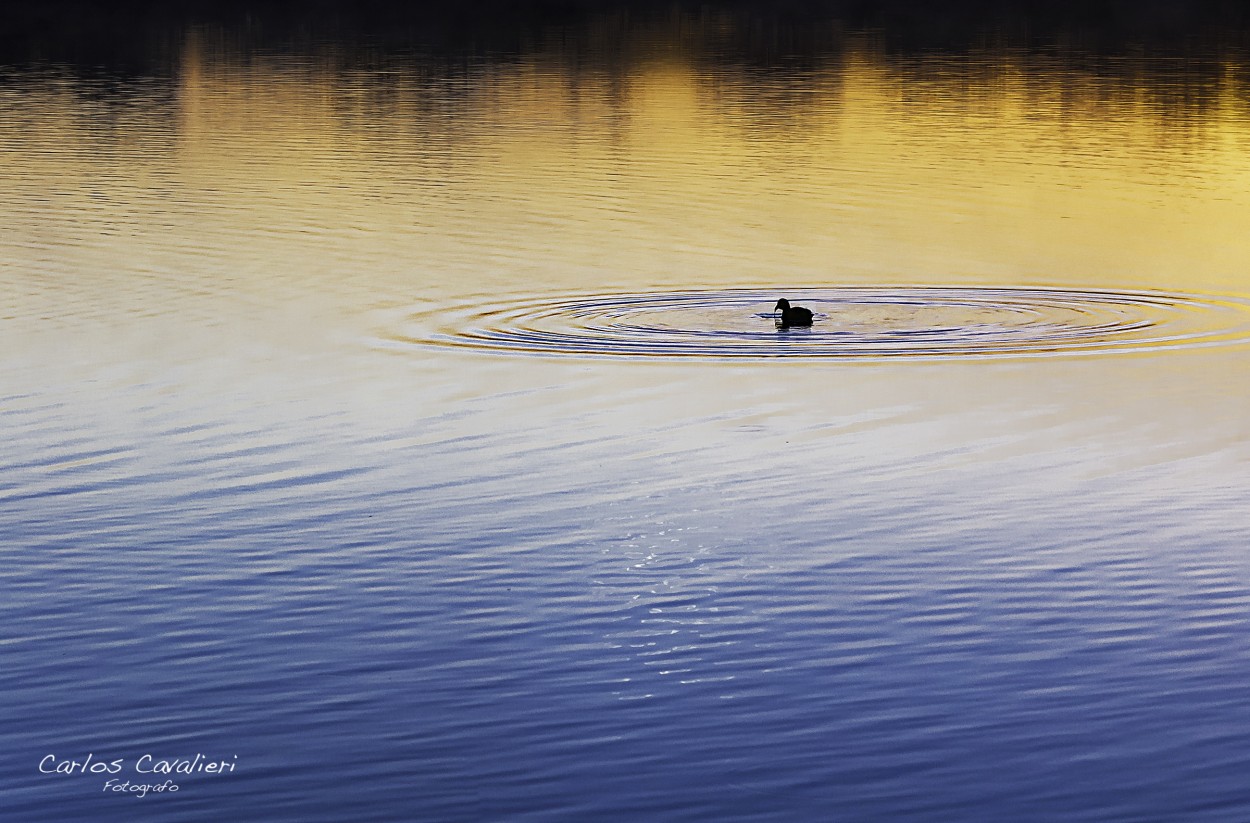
[[5, 6, 1250, 821]]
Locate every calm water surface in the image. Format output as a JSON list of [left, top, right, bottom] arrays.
[[4, 9, 1250, 821]]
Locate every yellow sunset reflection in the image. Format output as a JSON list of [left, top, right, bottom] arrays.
[[161, 34, 1250, 311]]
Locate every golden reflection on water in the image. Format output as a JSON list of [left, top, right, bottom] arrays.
[[4, 27, 1250, 358], [166, 37, 1250, 302]]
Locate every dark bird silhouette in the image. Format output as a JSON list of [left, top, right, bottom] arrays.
[[774, 298, 814, 327]]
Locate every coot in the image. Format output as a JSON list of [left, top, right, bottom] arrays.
[[774, 298, 814, 327]]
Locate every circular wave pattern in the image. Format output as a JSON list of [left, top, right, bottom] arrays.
[[388, 287, 1250, 361]]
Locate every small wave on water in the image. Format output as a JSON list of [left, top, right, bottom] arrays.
[[381, 287, 1250, 361]]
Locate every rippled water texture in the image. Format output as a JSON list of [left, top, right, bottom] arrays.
[[5, 6, 1250, 822], [396, 287, 1250, 359]]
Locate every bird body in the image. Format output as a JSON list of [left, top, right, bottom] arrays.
[[774, 298, 814, 327]]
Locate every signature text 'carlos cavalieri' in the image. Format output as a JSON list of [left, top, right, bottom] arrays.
[[39, 753, 238, 798]]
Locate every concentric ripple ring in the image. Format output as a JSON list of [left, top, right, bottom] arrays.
[[384, 287, 1250, 361]]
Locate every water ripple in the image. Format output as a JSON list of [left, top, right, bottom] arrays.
[[384, 287, 1250, 361]]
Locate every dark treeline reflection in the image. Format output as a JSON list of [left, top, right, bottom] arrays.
[[5, 0, 1250, 69], [4, 1, 1250, 133]]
